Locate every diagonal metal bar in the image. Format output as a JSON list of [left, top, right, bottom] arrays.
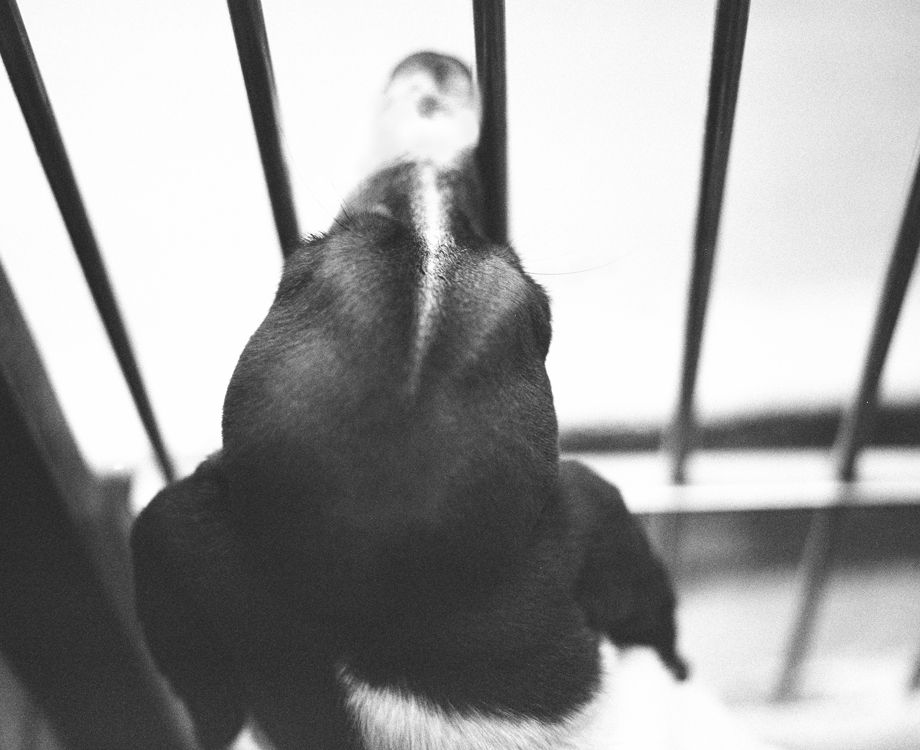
[[833, 167, 920, 484], [227, 0, 301, 258], [0, 257, 196, 750], [472, 0, 509, 245], [774, 151, 920, 701], [666, 0, 751, 484], [0, 0, 175, 482]]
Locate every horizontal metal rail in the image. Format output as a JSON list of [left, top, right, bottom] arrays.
[[559, 402, 920, 454], [0, 0, 175, 482], [568, 447, 920, 514], [472, 0, 509, 244], [666, 0, 750, 484], [775, 150, 920, 701], [227, 0, 301, 258]]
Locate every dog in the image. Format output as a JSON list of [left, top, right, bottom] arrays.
[[132, 52, 769, 750]]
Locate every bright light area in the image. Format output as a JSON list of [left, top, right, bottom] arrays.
[[1, 0, 919, 478]]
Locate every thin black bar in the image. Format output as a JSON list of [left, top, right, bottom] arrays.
[[0, 0, 175, 483], [666, 0, 751, 484], [834, 164, 920, 483], [227, 0, 301, 258], [774, 152, 920, 701], [472, 0, 509, 245]]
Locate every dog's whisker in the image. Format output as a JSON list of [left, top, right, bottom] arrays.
[[529, 258, 620, 277]]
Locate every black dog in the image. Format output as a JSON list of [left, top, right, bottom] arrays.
[[132, 52, 685, 750]]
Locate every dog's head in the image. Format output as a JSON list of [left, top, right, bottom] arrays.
[[221, 54, 557, 598]]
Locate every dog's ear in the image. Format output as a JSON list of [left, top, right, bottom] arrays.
[[559, 460, 689, 680], [131, 455, 246, 749]]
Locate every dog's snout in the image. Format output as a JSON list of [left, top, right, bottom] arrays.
[[389, 51, 474, 101], [371, 51, 480, 169], [384, 51, 476, 120]]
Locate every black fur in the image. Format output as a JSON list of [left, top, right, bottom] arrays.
[[132, 57, 685, 750]]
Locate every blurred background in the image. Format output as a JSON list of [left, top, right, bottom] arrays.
[[1, 0, 919, 748]]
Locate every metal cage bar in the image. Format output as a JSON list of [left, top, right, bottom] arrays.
[[0, 258, 195, 750], [0, 0, 175, 483], [227, 0, 301, 258], [472, 0, 509, 244], [666, 0, 751, 484], [775, 151, 920, 701]]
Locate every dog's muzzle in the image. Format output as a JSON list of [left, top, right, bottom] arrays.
[[371, 51, 481, 169]]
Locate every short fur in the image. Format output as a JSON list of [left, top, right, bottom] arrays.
[[131, 52, 686, 750]]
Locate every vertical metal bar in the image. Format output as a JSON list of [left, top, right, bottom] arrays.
[[0, 0, 175, 483], [910, 651, 920, 691], [834, 164, 920, 483], [774, 152, 920, 701], [772, 492, 849, 701], [227, 0, 301, 257], [472, 0, 509, 244], [0, 258, 196, 750], [666, 0, 750, 484]]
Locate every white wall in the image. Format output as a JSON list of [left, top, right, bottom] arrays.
[[1, 0, 918, 476]]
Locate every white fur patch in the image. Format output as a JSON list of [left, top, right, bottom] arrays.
[[337, 640, 779, 750], [406, 164, 450, 392], [337, 649, 608, 750], [228, 723, 277, 750]]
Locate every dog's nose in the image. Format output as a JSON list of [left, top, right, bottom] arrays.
[[388, 52, 475, 114], [371, 51, 480, 168]]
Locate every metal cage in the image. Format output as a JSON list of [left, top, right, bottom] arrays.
[[1, 0, 918, 746]]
